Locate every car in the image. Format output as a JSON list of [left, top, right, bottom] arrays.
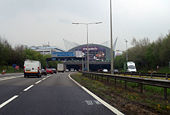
[[98, 69, 103, 72], [114, 69, 119, 73], [70, 68, 74, 72], [46, 68, 53, 74], [65, 69, 69, 72], [102, 69, 108, 73], [51, 68, 57, 74], [41, 69, 47, 75]]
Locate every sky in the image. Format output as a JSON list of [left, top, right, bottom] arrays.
[[0, 0, 170, 51]]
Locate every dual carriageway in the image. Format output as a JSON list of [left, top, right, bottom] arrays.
[[0, 72, 123, 115]]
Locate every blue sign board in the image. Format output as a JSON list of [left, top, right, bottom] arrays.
[[52, 52, 75, 57], [51, 57, 56, 61]]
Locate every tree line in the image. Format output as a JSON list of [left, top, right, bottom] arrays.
[[0, 37, 52, 70], [114, 32, 170, 72]]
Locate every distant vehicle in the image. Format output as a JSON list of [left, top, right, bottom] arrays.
[[57, 63, 65, 72], [65, 69, 69, 72], [114, 69, 119, 72], [51, 68, 57, 74], [24, 60, 42, 78], [127, 61, 137, 72], [102, 69, 108, 73], [70, 68, 74, 72], [46, 68, 53, 74], [41, 69, 47, 75], [98, 69, 103, 72]]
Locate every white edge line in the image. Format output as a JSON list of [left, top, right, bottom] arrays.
[[68, 74, 124, 115], [0, 95, 18, 109], [23, 85, 34, 91]]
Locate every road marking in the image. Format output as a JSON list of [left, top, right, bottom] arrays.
[[85, 100, 93, 105], [35, 80, 42, 84], [23, 85, 34, 91], [0, 75, 23, 81], [94, 100, 101, 105], [35, 75, 50, 84], [69, 74, 124, 115], [0, 95, 18, 109], [42, 78, 46, 80]]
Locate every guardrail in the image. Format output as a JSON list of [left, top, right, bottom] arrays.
[[82, 72, 170, 100], [98, 72, 170, 79]]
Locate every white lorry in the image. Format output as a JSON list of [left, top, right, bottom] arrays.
[[57, 63, 65, 72], [24, 60, 42, 78], [127, 61, 137, 72]]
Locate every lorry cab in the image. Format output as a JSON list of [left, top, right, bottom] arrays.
[[24, 60, 42, 78], [127, 61, 137, 72]]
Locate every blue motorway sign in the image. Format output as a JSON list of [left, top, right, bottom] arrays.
[[52, 52, 75, 57]]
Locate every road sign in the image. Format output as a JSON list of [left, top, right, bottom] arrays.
[[52, 52, 75, 57]]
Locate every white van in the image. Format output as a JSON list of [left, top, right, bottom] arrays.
[[24, 60, 42, 78], [127, 61, 137, 72]]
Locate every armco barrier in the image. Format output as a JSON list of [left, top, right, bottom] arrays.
[[82, 72, 170, 100], [114, 72, 170, 79]]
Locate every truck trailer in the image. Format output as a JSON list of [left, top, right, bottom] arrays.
[[57, 63, 65, 72]]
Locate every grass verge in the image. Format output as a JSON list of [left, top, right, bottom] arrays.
[[71, 72, 170, 115]]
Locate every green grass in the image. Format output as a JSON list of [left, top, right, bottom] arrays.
[[139, 66, 170, 73], [158, 66, 170, 73], [71, 72, 170, 114]]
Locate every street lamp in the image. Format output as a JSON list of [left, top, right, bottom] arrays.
[[125, 39, 128, 62], [72, 22, 102, 72]]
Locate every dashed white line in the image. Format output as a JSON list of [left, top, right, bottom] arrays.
[[23, 85, 34, 91], [0, 95, 18, 109], [35, 80, 42, 84], [42, 78, 46, 80], [68, 74, 124, 115], [0, 75, 51, 109]]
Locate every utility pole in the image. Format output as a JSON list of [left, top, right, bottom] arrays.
[[110, 0, 114, 74]]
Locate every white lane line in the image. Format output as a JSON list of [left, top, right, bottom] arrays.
[[0, 75, 23, 81], [42, 78, 46, 80], [68, 74, 124, 115], [35, 75, 50, 84], [35, 80, 42, 84], [23, 85, 34, 91], [46, 75, 50, 78], [0, 95, 18, 109]]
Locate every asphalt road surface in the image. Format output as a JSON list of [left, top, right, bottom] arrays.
[[0, 72, 118, 115]]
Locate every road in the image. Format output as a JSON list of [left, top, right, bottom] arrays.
[[0, 72, 120, 115]]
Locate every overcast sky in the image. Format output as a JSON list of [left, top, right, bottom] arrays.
[[0, 0, 170, 51]]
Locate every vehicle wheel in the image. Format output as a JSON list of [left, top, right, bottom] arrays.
[[24, 75, 27, 78]]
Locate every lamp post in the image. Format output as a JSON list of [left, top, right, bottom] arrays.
[[125, 39, 128, 62], [72, 22, 102, 72], [110, 0, 114, 74]]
